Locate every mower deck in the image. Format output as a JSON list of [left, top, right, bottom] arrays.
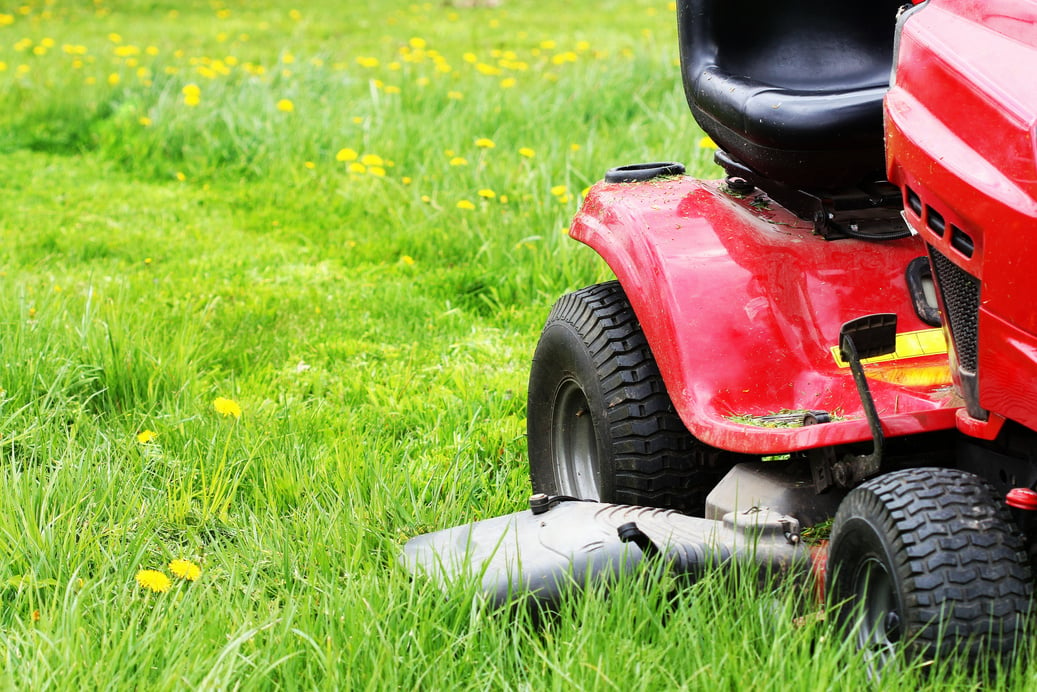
[[402, 494, 808, 606]]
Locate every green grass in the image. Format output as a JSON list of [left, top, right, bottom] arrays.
[[0, 1, 1033, 688]]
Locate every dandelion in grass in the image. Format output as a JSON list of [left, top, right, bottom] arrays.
[[447, 90, 463, 100], [336, 148, 358, 162], [551, 185, 568, 197], [169, 559, 201, 581], [400, 255, 415, 266], [519, 147, 535, 158], [457, 200, 475, 210], [277, 99, 295, 113], [136, 569, 171, 593], [213, 397, 242, 419], [478, 189, 496, 199], [182, 83, 200, 107], [449, 156, 468, 167], [136, 429, 157, 444], [475, 138, 495, 149]]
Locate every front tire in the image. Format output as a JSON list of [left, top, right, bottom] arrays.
[[827, 467, 1032, 671], [527, 281, 728, 515]]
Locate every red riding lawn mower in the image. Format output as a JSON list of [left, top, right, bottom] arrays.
[[404, 0, 1037, 669]]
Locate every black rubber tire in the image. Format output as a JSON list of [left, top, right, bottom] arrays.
[[827, 467, 1032, 671], [527, 281, 729, 515]]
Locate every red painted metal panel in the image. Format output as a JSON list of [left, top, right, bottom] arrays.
[[570, 177, 958, 454], [886, 0, 1037, 433]]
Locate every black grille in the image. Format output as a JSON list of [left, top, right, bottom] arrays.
[[929, 247, 980, 372]]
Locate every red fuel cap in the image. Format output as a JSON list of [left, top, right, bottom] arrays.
[[1006, 488, 1037, 511]]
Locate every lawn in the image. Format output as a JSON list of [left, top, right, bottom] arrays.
[[0, 1, 1032, 688]]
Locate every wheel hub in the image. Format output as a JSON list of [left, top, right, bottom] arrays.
[[552, 379, 600, 499]]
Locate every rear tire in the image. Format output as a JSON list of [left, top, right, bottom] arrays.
[[527, 281, 729, 515], [827, 467, 1032, 672]]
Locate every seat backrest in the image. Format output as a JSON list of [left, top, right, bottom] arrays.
[[679, 0, 901, 92], [677, 0, 905, 189]]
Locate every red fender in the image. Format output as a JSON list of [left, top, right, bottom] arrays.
[[569, 177, 959, 454]]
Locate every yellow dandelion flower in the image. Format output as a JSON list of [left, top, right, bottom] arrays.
[[475, 138, 495, 149], [447, 90, 463, 100], [698, 135, 718, 149], [336, 148, 358, 162], [519, 147, 535, 158], [138, 116, 152, 127], [570, 143, 581, 152], [500, 77, 516, 89], [136, 429, 157, 444], [182, 83, 201, 107], [213, 397, 242, 419], [402, 177, 412, 185], [135, 569, 171, 593], [409, 37, 427, 50], [550, 184, 568, 197], [400, 255, 416, 265], [304, 161, 316, 169], [107, 73, 120, 86], [478, 188, 496, 199], [368, 166, 386, 177], [169, 559, 201, 581], [289, 9, 302, 21], [175, 171, 186, 182], [384, 85, 400, 95], [360, 154, 384, 167], [457, 200, 475, 210], [276, 98, 294, 112], [449, 157, 468, 167], [348, 162, 366, 174]]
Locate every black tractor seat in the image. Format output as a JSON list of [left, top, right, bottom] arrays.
[[677, 0, 906, 192]]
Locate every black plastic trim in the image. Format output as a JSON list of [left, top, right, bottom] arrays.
[[604, 162, 686, 184]]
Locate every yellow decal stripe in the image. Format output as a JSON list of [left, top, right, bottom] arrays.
[[831, 328, 947, 368]]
